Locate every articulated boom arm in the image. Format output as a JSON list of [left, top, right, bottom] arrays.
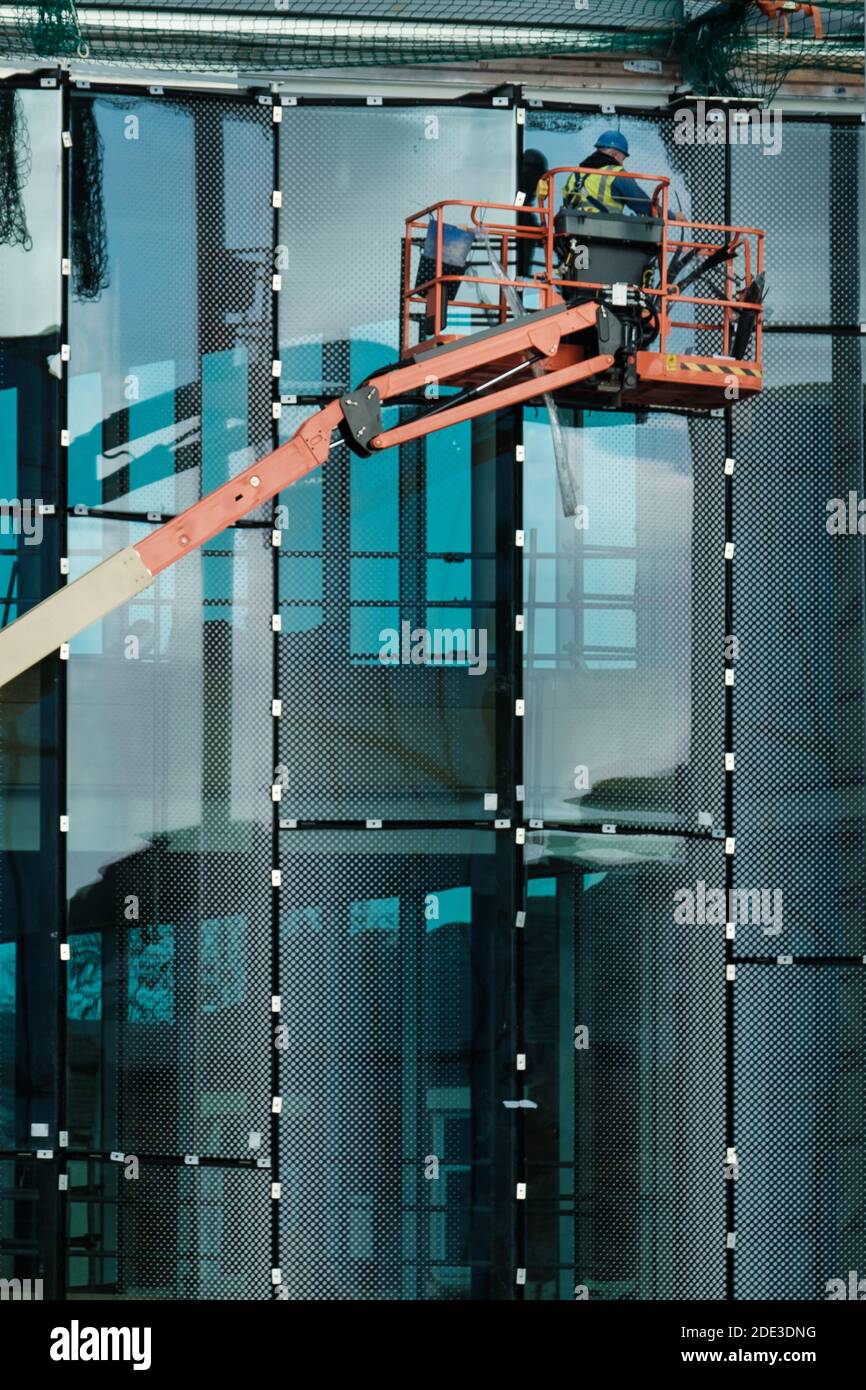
[[0, 302, 604, 689]]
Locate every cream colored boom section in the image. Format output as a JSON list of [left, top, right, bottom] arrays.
[[0, 545, 153, 688]]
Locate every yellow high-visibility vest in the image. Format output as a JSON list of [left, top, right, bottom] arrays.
[[563, 165, 625, 215]]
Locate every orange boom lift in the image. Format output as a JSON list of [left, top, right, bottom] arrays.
[[0, 167, 764, 688]]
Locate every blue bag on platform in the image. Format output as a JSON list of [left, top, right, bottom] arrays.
[[423, 219, 475, 268]]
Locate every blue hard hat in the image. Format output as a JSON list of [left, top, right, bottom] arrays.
[[595, 130, 628, 155]]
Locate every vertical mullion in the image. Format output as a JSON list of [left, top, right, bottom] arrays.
[[55, 67, 71, 1304], [270, 95, 282, 1295], [512, 90, 526, 1303], [723, 131, 735, 1305]]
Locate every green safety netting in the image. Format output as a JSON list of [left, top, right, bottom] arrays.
[[0, 2, 863, 100], [677, 1, 863, 98], [0, 87, 31, 248], [69, 94, 108, 300]]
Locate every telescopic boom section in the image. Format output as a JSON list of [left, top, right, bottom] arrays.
[[0, 301, 604, 689]]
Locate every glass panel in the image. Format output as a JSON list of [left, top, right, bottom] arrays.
[[0, 90, 63, 1158], [65, 1159, 271, 1298], [524, 110, 726, 358], [66, 517, 273, 1156], [277, 827, 514, 1300], [523, 405, 725, 830], [732, 335, 866, 956], [0, 88, 62, 845], [0, 850, 59, 1149], [277, 409, 513, 819], [734, 965, 866, 1299], [731, 120, 863, 327], [67, 94, 273, 514], [524, 110, 725, 226], [0, 1157, 57, 1298], [278, 106, 516, 394], [523, 831, 726, 1300], [0, 87, 61, 499]]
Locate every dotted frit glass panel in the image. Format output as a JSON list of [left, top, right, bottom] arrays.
[[277, 827, 515, 1300], [66, 517, 273, 1158], [276, 409, 514, 820], [67, 93, 273, 516], [732, 336, 866, 957], [524, 110, 726, 360], [0, 84, 64, 1164], [0, 1157, 57, 1297], [66, 516, 273, 858], [734, 965, 866, 1300], [0, 86, 61, 501], [0, 848, 60, 1151], [524, 110, 725, 228], [523, 406, 725, 831], [0, 88, 63, 853], [66, 843, 272, 1161], [731, 120, 863, 327], [0, 522, 61, 855], [523, 831, 727, 1300], [66, 1159, 272, 1299], [278, 105, 516, 395]]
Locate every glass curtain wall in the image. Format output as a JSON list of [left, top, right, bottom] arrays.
[[1, 85, 863, 1303]]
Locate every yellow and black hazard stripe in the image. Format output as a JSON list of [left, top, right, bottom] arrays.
[[665, 354, 761, 379]]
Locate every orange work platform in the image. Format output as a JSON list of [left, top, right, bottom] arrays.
[[400, 166, 765, 413]]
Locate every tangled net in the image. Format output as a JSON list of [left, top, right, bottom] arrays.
[[0, 89, 32, 250]]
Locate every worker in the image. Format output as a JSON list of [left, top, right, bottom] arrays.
[[539, 130, 684, 223], [561, 131, 658, 216]]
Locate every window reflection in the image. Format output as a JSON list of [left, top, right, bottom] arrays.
[[523, 406, 725, 828], [67, 95, 273, 514]]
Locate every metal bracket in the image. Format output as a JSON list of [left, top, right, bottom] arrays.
[[339, 385, 383, 457]]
